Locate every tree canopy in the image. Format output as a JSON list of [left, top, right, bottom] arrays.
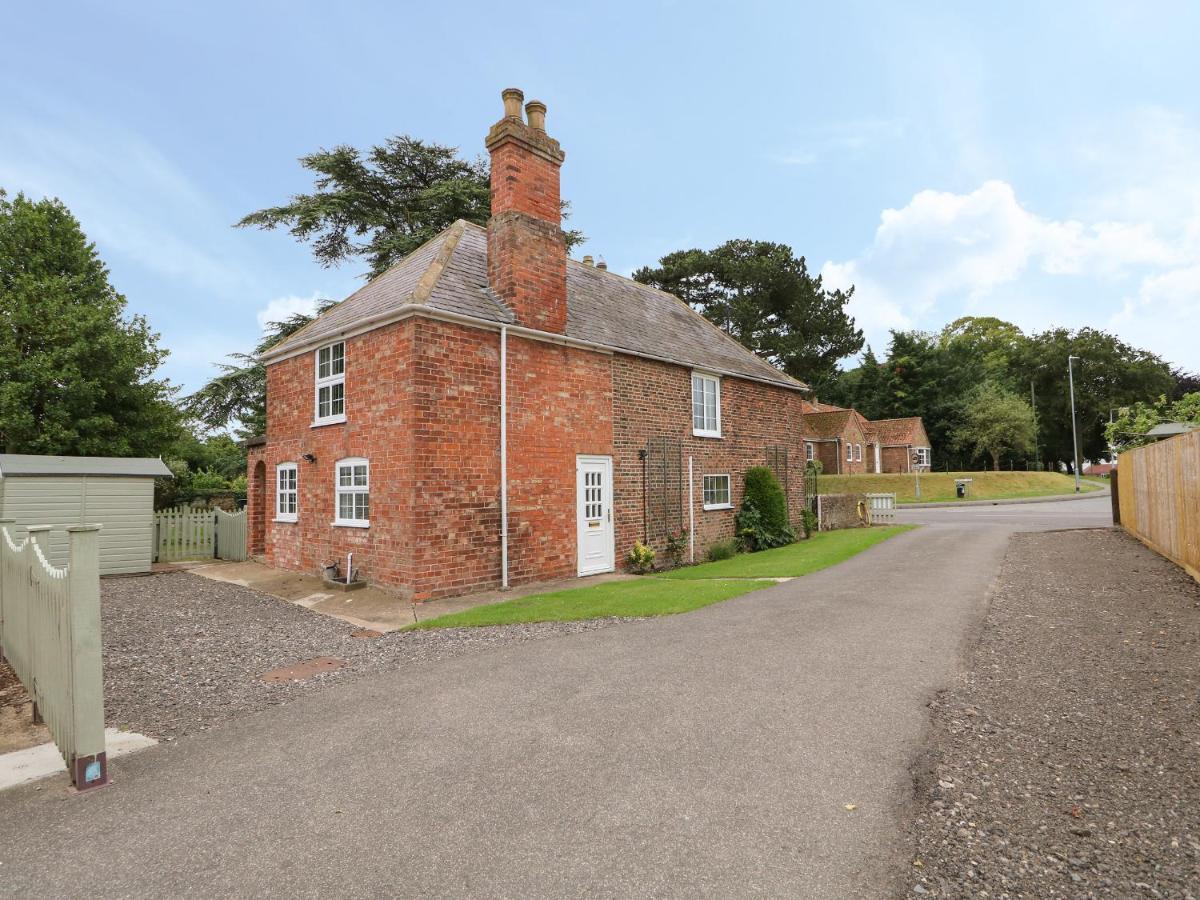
[[0, 189, 179, 456], [633, 239, 863, 390], [183, 299, 338, 438], [1105, 392, 1200, 452], [953, 382, 1036, 471], [238, 135, 582, 280], [823, 317, 1176, 469]]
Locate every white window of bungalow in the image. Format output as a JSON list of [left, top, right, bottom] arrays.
[[855, 443, 862, 462], [275, 463, 298, 522], [334, 457, 369, 527], [314, 341, 346, 425], [846, 442, 853, 462], [805, 442, 814, 462], [691, 372, 721, 438]]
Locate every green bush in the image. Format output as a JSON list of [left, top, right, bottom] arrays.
[[626, 541, 656, 574], [663, 529, 689, 569], [736, 466, 795, 551], [706, 540, 738, 562], [801, 508, 819, 538]]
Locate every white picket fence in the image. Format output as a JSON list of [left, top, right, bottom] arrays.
[[865, 492, 897, 524], [154, 506, 247, 563], [0, 521, 108, 790]]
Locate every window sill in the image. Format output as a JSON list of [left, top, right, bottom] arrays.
[[312, 415, 347, 428], [692, 430, 722, 439], [702, 503, 733, 511], [331, 520, 370, 529], [272, 517, 298, 524]]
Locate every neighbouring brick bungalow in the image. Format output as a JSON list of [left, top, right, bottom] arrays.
[[801, 404, 932, 475], [245, 89, 811, 600]]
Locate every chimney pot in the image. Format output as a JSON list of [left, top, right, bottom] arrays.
[[582, 255, 594, 267], [596, 257, 607, 270], [525, 100, 547, 132], [501, 88, 525, 120]]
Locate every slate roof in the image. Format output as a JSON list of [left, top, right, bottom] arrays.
[[0, 455, 173, 478], [871, 417, 927, 445], [266, 222, 804, 391]]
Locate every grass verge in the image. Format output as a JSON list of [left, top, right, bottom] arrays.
[[409, 524, 917, 630], [815, 471, 1104, 504], [659, 524, 917, 579], [404, 578, 769, 630]]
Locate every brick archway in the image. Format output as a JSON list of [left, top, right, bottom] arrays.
[[249, 459, 267, 556]]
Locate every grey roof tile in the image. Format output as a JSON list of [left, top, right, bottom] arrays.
[[268, 221, 804, 391]]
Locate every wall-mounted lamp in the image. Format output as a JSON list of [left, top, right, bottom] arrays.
[[302, 453, 317, 463]]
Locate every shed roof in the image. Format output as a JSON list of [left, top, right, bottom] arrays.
[[0, 455, 173, 478], [263, 221, 806, 392], [1146, 422, 1200, 438]]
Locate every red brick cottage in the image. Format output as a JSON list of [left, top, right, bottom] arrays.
[[245, 89, 811, 600]]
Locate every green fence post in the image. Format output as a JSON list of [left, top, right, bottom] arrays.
[[66, 525, 107, 791]]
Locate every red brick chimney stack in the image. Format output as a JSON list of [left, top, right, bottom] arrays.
[[485, 88, 568, 334]]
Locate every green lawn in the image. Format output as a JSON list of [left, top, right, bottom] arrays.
[[658, 525, 917, 579], [409, 524, 916, 630], [815, 471, 1106, 504], [404, 578, 769, 630]]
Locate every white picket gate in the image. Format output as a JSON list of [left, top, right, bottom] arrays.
[[865, 492, 897, 524], [0, 521, 108, 790], [154, 506, 247, 562]]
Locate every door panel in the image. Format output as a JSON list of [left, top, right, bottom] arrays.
[[577, 456, 614, 575]]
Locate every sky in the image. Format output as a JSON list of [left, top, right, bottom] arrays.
[[3, 1, 1199, 396]]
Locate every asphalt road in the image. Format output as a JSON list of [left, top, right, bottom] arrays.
[[897, 493, 1114, 531], [0, 500, 1111, 898]]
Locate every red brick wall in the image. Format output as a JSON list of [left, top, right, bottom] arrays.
[[257, 319, 418, 592], [881, 445, 912, 473], [813, 440, 843, 475], [612, 355, 808, 566]]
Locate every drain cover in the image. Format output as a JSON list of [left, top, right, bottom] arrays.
[[260, 656, 347, 683]]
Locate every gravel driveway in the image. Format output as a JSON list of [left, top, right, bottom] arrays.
[[907, 528, 1200, 897], [102, 573, 629, 739]]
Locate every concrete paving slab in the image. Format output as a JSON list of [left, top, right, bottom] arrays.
[[0, 729, 157, 793]]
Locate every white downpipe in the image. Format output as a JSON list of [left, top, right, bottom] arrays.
[[346, 552, 353, 585], [500, 326, 509, 590], [687, 456, 695, 563]]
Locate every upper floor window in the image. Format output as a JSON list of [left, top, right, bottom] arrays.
[[334, 457, 369, 527], [691, 372, 721, 438], [276, 463, 297, 522], [314, 341, 346, 425]]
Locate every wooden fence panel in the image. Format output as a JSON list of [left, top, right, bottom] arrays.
[[0, 521, 108, 789], [215, 509, 247, 562], [1117, 431, 1200, 581]]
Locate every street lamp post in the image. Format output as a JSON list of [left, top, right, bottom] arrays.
[[1068, 355, 1082, 492]]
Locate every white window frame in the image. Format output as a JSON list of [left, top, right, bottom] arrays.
[[702, 473, 732, 510], [333, 457, 370, 527], [854, 443, 862, 462], [691, 372, 722, 438], [275, 463, 298, 522], [313, 341, 347, 426], [805, 442, 815, 462], [846, 442, 853, 462], [915, 447, 931, 467]]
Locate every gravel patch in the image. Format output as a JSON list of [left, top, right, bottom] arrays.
[[907, 529, 1200, 897], [102, 573, 634, 740]]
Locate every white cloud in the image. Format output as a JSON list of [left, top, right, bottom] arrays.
[[256, 293, 323, 330], [823, 178, 1200, 368]]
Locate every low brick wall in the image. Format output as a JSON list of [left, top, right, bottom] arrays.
[[818, 493, 869, 530]]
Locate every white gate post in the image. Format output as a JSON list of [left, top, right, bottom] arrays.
[[66, 525, 107, 790]]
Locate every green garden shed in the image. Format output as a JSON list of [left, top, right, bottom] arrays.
[[0, 454, 172, 575]]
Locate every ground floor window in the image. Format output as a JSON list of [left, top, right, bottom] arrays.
[[854, 443, 862, 462], [702, 474, 732, 510], [276, 463, 297, 522], [915, 447, 931, 467], [846, 442, 853, 462], [805, 442, 814, 462], [335, 457, 369, 526]]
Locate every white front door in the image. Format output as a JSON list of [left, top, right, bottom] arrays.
[[576, 455, 614, 576]]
